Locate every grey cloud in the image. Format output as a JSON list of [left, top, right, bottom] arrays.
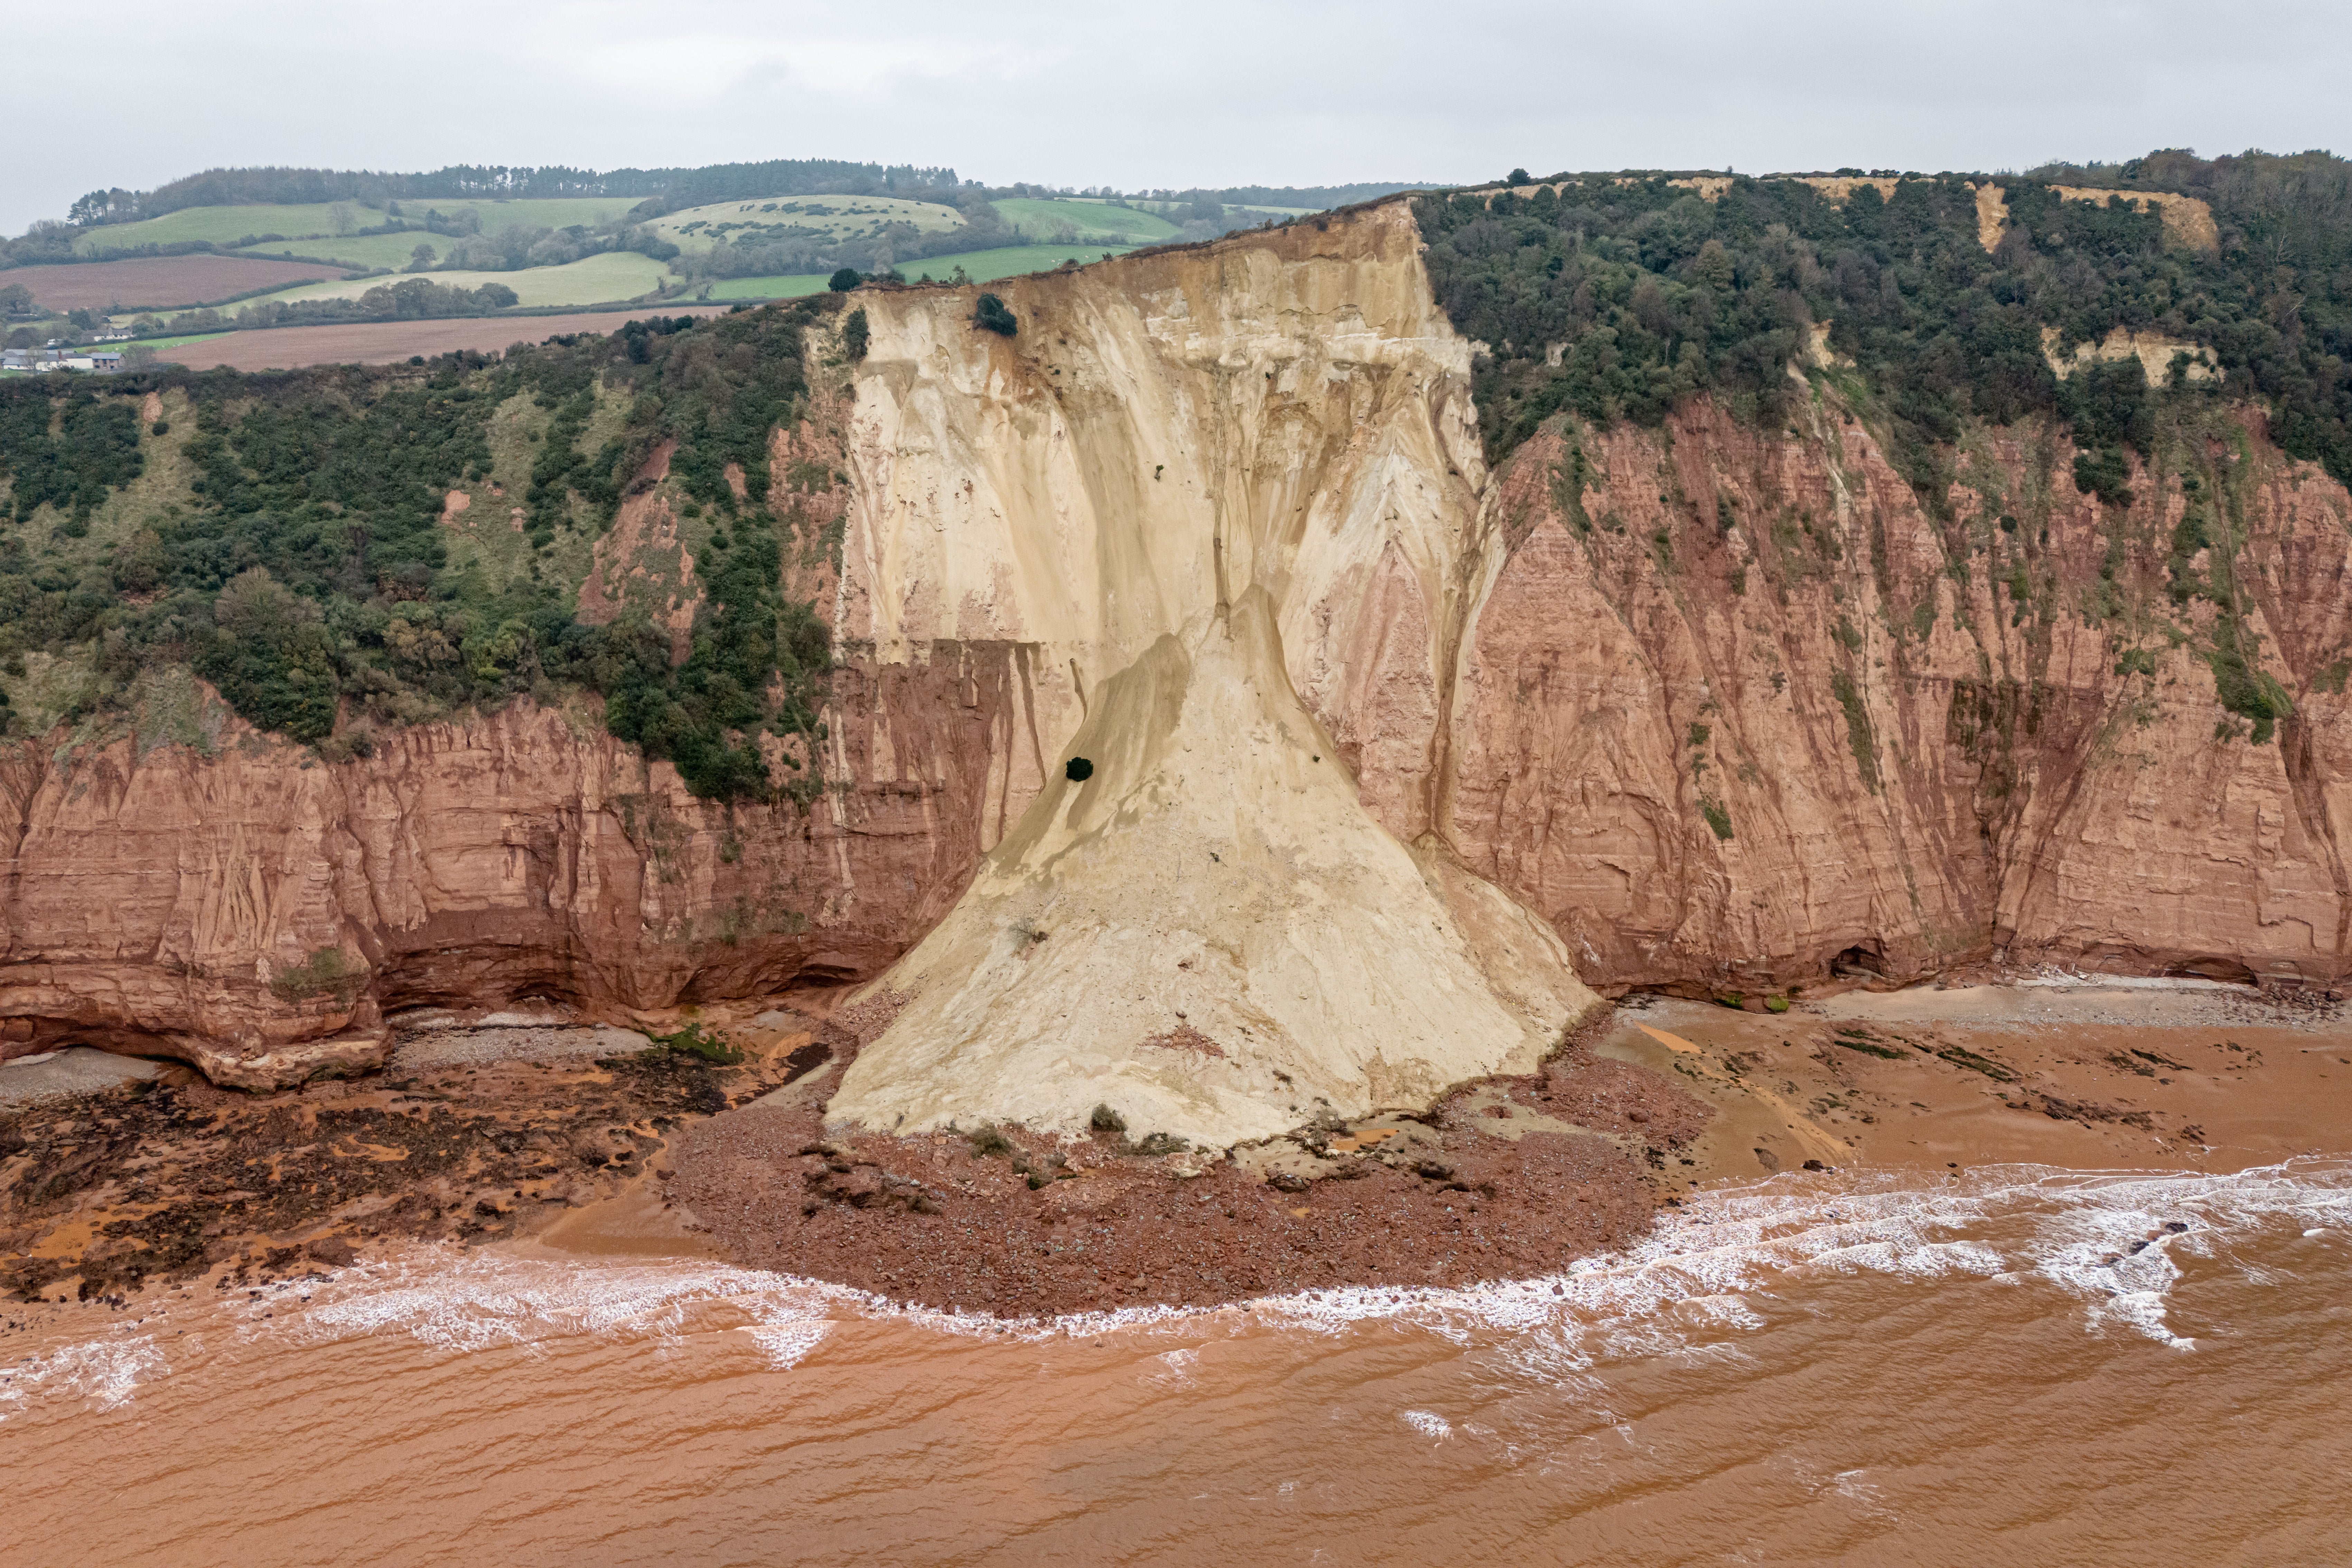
[[4, 0, 2347, 234]]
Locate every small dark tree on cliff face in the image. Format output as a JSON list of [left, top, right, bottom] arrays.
[[842, 307, 869, 362], [973, 292, 1017, 336], [829, 267, 861, 292]]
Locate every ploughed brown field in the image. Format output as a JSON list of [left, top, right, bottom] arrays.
[[156, 305, 739, 370], [0, 254, 353, 311]]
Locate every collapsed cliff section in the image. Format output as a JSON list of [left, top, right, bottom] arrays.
[[827, 202, 1602, 1145], [829, 590, 1590, 1145]]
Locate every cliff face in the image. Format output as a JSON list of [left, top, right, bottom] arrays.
[[1447, 406, 2352, 994], [5, 200, 2348, 1098], [0, 659, 1030, 1086]]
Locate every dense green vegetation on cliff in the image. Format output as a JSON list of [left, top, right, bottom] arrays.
[[1417, 150, 2352, 498], [0, 303, 839, 800]]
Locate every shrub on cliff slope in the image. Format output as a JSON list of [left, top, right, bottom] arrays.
[[0, 301, 837, 801], [973, 292, 1017, 336], [1416, 150, 2352, 497]]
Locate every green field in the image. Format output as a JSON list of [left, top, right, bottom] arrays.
[[77, 203, 370, 253], [223, 251, 677, 313], [1132, 200, 1319, 220], [704, 274, 836, 302], [904, 244, 1141, 282], [649, 194, 966, 255], [236, 233, 446, 271], [711, 244, 1141, 301], [992, 198, 1179, 244], [79, 198, 646, 256]]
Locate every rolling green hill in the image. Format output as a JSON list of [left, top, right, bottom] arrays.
[[235, 233, 442, 271], [227, 252, 676, 312], [80, 198, 645, 256], [991, 198, 1178, 245], [650, 195, 966, 256]]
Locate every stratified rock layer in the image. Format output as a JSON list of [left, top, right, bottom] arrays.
[[0, 669, 1026, 1084], [1448, 407, 2352, 994]]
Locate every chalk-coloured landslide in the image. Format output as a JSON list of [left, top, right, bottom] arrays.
[[828, 204, 1601, 1144]]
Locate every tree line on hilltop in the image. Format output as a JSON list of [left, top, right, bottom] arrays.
[[1417, 148, 2352, 499]]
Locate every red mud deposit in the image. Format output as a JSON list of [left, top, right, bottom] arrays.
[[668, 1021, 1709, 1316]]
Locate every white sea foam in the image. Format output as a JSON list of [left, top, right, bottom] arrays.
[[0, 1333, 168, 1421], [1400, 1409, 1452, 1439], [742, 1319, 831, 1369], [12, 1159, 2350, 1422]]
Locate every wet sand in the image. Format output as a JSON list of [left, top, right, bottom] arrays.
[[1631, 984, 2351, 1187]]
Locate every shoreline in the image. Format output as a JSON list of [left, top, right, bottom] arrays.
[[4, 981, 2347, 1331]]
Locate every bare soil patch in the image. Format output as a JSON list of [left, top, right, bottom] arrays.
[[1, 255, 352, 312], [154, 306, 735, 372]]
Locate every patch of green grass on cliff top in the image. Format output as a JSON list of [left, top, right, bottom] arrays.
[[708, 244, 1142, 300], [989, 197, 1180, 245], [919, 244, 1137, 282]]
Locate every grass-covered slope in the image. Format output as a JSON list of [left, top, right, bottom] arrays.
[[1415, 150, 2352, 499], [234, 252, 674, 312], [987, 197, 1179, 245], [648, 195, 967, 255], [0, 302, 846, 801], [78, 198, 641, 256]]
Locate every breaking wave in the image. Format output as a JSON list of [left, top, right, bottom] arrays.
[[10, 1158, 2349, 1422]]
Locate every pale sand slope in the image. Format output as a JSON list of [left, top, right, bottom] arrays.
[[825, 204, 1601, 1147], [828, 589, 1599, 1147]]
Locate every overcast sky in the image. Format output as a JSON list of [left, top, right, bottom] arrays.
[[6, 0, 2348, 234]]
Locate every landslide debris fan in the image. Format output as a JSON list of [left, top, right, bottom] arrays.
[[828, 592, 1600, 1149], [0, 305, 837, 801]]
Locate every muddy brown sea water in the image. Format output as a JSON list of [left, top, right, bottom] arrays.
[[5, 994, 2351, 1565]]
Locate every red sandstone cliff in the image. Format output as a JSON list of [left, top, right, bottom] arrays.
[[0, 648, 1044, 1086], [1442, 403, 2352, 996]]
